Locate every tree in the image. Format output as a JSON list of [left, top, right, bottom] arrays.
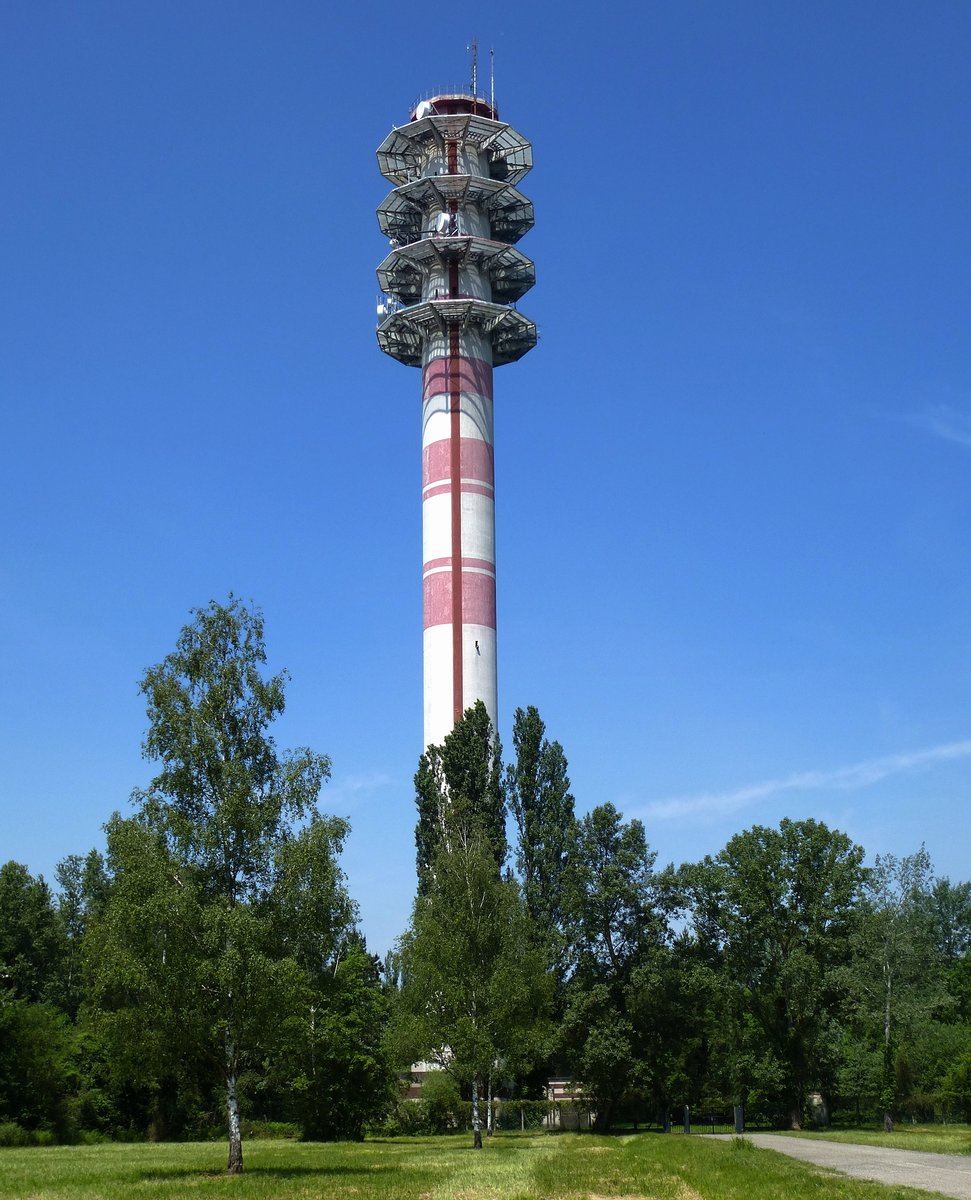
[[414, 700, 505, 891], [687, 818, 865, 1129], [394, 829, 551, 1148], [558, 803, 667, 1131], [0, 995, 77, 1137], [55, 850, 110, 1021], [929, 877, 971, 1025], [86, 597, 333, 1173], [506, 706, 577, 990], [0, 862, 67, 1007], [399, 705, 549, 1148], [849, 848, 949, 1131], [275, 938, 395, 1141], [269, 823, 394, 1141]]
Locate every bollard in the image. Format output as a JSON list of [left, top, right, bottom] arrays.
[[734, 1105, 744, 1134], [683, 1105, 690, 1135]]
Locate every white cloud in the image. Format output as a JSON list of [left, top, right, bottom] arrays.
[[907, 404, 971, 450], [325, 770, 398, 809], [642, 738, 971, 821]]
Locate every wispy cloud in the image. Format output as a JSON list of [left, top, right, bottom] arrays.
[[325, 771, 398, 809], [907, 404, 971, 450], [643, 739, 971, 821]]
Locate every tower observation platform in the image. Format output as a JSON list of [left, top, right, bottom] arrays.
[[375, 92, 537, 750]]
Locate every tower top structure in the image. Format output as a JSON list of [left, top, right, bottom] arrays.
[[375, 91, 536, 749], [410, 93, 498, 121]]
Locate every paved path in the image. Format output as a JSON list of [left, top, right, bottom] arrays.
[[710, 1133, 971, 1199]]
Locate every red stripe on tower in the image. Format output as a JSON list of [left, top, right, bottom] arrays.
[[422, 437, 495, 489], [423, 570, 497, 630]]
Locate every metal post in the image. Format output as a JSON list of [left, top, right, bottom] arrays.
[[734, 1104, 744, 1134], [683, 1105, 690, 1135]]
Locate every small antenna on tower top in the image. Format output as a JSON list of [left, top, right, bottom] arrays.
[[468, 38, 478, 97], [490, 47, 495, 114]]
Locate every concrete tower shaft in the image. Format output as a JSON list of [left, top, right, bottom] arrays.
[[376, 94, 536, 751]]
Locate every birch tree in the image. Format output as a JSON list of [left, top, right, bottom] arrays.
[[849, 848, 946, 1131], [87, 597, 331, 1173]]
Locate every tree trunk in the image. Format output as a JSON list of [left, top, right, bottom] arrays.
[[594, 1097, 614, 1133], [881, 1045, 896, 1132], [471, 1077, 483, 1149], [226, 1033, 243, 1175], [788, 1100, 802, 1131], [486, 1073, 493, 1137]]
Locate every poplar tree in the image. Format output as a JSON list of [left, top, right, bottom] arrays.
[[400, 704, 549, 1147], [414, 700, 505, 890], [506, 706, 576, 989]]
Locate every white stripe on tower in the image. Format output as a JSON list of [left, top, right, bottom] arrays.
[[421, 327, 496, 750]]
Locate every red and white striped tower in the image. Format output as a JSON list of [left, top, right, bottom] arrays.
[[376, 92, 536, 750]]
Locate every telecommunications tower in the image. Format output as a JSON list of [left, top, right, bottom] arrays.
[[375, 83, 536, 750]]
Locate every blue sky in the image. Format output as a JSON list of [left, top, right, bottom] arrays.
[[2, 2, 969, 955]]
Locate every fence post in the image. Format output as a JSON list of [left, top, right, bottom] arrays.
[[683, 1105, 690, 1135], [663, 1112, 671, 1133], [734, 1105, 744, 1135]]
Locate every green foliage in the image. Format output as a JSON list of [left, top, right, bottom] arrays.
[[940, 1051, 971, 1120], [0, 997, 77, 1138], [135, 596, 331, 901], [414, 700, 505, 891], [373, 1070, 465, 1136], [399, 703, 551, 1149], [845, 848, 957, 1128], [564, 802, 659, 977], [558, 803, 666, 1130], [419, 1069, 463, 1128], [686, 818, 866, 1128], [395, 829, 552, 1089], [54, 850, 110, 1020], [277, 941, 396, 1141], [84, 596, 343, 1172], [506, 706, 576, 988], [0, 1121, 31, 1147], [0, 861, 67, 1007]]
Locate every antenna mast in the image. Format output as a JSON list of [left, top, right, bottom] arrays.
[[490, 47, 495, 114], [469, 38, 478, 97]]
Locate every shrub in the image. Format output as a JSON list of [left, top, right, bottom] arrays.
[[0, 1122, 30, 1147], [240, 1120, 299, 1140]]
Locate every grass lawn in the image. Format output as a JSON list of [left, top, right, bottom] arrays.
[[779, 1123, 971, 1156], [0, 1131, 959, 1200]]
